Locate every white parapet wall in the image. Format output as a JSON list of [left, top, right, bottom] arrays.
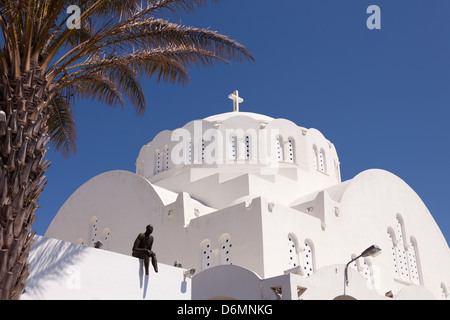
[[21, 235, 192, 300]]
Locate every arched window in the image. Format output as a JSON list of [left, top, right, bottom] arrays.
[[201, 138, 206, 163], [245, 135, 251, 160], [395, 216, 410, 282], [100, 228, 111, 251], [88, 216, 99, 247], [163, 146, 170, 171], [312, 145, 318, 170], [396, 216, 405, 243], [361, 258, 374, 289], [349, 253, 375, 289], [200, 239, 213, 270], [154, 150, 161, 174], [388, 215, 422, 284], [185, 140, 193, 164], [286, 138, 295, 163], [302, 240, 314, 276], [408, 237, 421, 285], [319, 149, 326, 173], [287, 234, 299, 268], [229, 135, 237, 160], [219, 233, 232, 265], [349, 253, 360, 272], [387, 229, 399, 279], [275, 135, 283, 161]]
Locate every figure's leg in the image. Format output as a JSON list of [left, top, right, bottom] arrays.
[[150, 253, 158, 273], [143, 257, 150, 275]]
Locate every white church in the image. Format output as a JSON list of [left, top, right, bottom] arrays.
[[22, 91, 450, 300]]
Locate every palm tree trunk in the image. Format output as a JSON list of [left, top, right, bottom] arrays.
[[0, 66, 50, 300]]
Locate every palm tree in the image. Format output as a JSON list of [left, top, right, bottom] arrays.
[[0, 0, 253, 300]]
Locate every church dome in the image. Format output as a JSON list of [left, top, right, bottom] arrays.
[[136, 110, 340, 180], [135, 92, 341, 208]]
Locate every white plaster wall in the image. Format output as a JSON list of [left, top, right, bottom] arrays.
[[45, 170, 168, 256], [263, 265, 386, 300], [258, 169, 449, 299], [192, 265, 265, 300], [192, 264, 436, 300], [155, 198, 266, 278], [44, 168, 266, 277], [336, 169, 450, 299], [22, 236, 191, 300], [152, 165, 338, 210], [260, 198, 324, 278]]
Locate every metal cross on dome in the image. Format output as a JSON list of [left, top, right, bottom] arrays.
[[228, 90, 243, 112]]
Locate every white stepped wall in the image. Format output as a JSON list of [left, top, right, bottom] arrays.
[[21, 235, 191, 300]]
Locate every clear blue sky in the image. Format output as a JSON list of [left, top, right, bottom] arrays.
[[34, 0, 450, 246]]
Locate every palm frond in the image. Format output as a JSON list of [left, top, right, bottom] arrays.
[[115, 18, 254, 62], [141, 0, 219, 16], [103, 63, 146, 115], [73, 73, 125, 108], [77, 0, 141, 18], [1, 0, 254, 156], [47, 92, 77, 158]]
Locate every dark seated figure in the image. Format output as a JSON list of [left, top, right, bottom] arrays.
[[132, 224, 158, 275]]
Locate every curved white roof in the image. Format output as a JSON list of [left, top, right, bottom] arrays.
[[203, 111, 274, 123]]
